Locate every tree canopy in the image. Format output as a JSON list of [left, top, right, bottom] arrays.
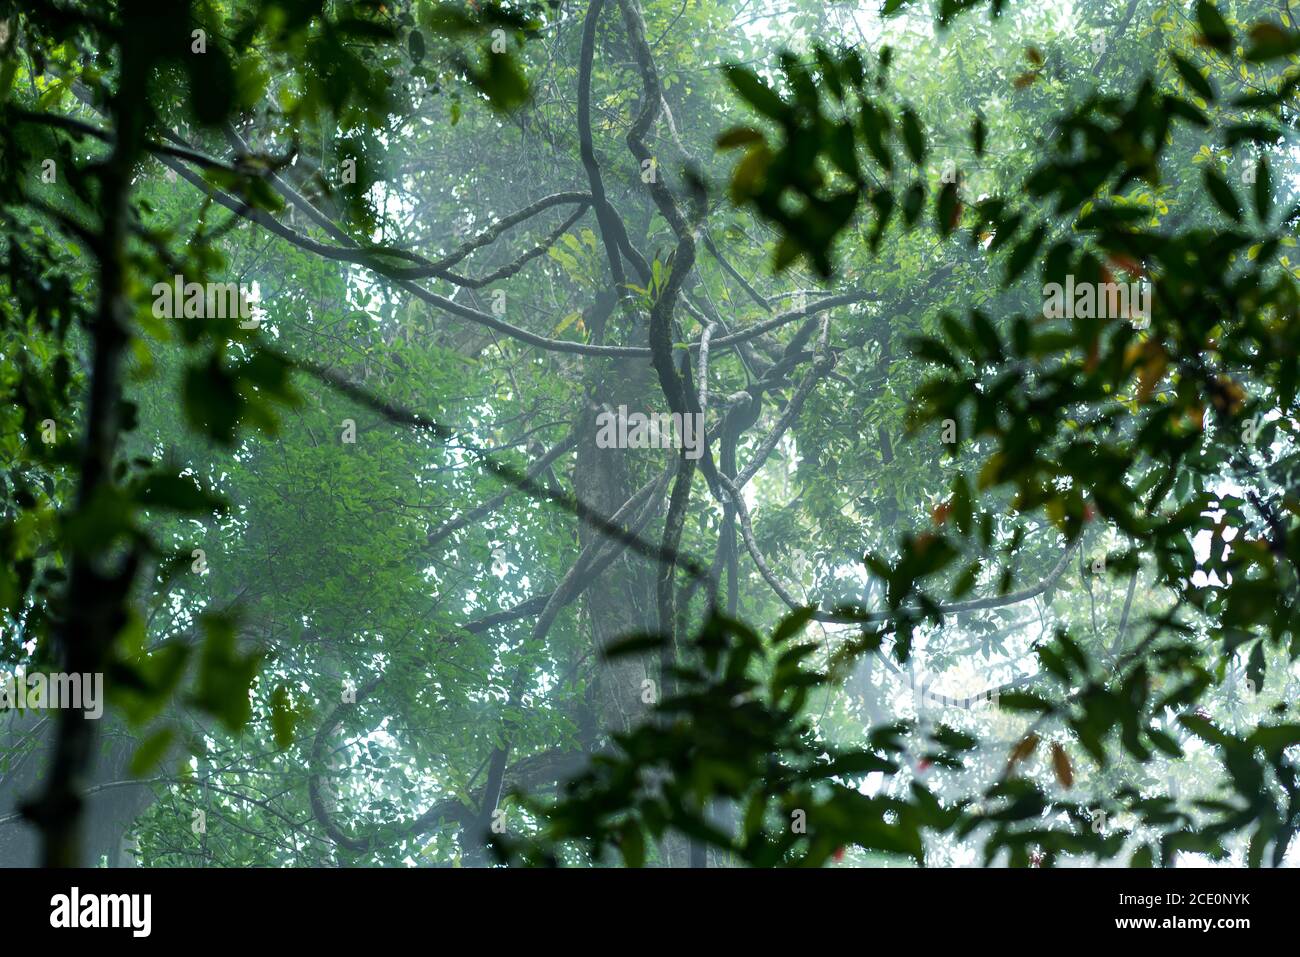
[[1, 0, 1299, 869]]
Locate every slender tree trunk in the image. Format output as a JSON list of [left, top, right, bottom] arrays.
[[25, 21, 147, 868]]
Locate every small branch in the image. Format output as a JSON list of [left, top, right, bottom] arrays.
[[426, 432, 578, 550], [697, 322, 717, 414]]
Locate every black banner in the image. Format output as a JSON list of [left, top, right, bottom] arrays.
[[0, 866, 1277, 944]]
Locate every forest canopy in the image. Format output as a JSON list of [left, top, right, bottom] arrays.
[[0, 0, 1299, 869]]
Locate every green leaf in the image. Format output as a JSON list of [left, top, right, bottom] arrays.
[[269, 684, 300, 749], [1004, 224, 1046, 285], [998, 691, 1053, 713], [129, 726, 175, 777], [463, 50, 529, 111], [771, 606, 815, 644], [408, 29, 426, 63], [902, 180, 925, 227], [1202, 168, 1242, 222], [1253, 156, 1272, 221], [1244, 22, 1300, 61], [133, 473, 226, 514], [602, 633, 667, 659], [723, 65, 788, 121], [1195, 0, 1233, 52], [182, 356, 244, 446], [191, 614, 262, 731], [1179, 713, 1234, 748], [936, 181, 960, 238], [553, 310, 582, 335], [900, 107, 926, 165], [816, 751, 896, 776], [716, 127, 764, 149], [1169, 53, 1215, 102], [971, 115, 986, 157]]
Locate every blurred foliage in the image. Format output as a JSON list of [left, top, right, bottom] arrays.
[[0, 0, 542, 858], [506, 0, 1300, 867]]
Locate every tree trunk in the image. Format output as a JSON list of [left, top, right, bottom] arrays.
[[574, 354, 692, 865]]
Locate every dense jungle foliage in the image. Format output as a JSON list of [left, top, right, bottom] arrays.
[[1, 0, 1299, 868]]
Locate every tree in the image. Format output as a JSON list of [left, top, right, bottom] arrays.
[[0, 0, 1297, 869]]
